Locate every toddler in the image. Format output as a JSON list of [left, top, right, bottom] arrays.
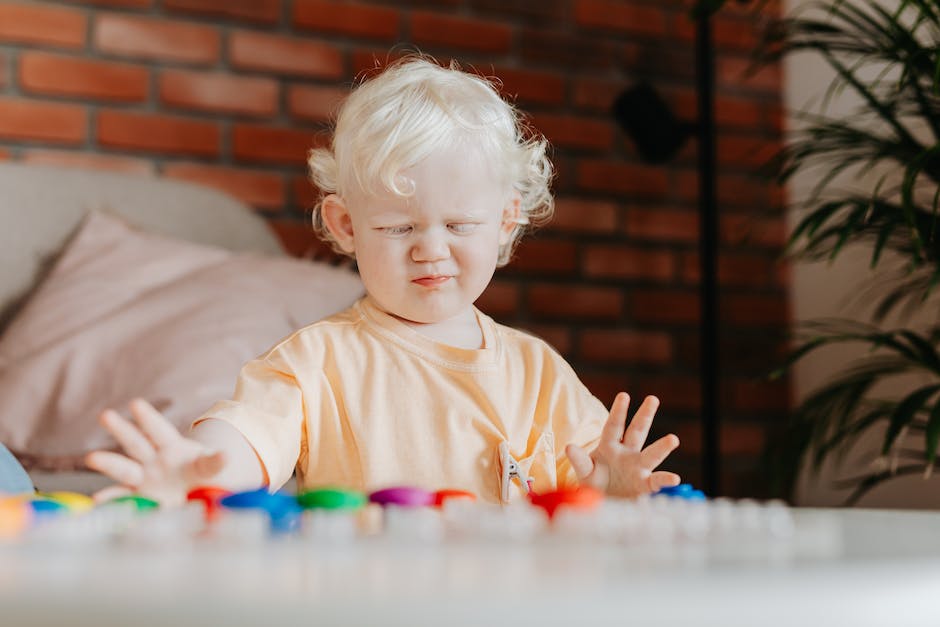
[[86, 57, 681, 506]]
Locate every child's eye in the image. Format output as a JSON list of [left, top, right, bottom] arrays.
[[447, 223, 477, 234], [379, 225, 413, 235]]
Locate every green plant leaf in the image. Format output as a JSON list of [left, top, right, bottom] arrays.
[[882, 383, 940, 455], [924, 400, 940, 463]]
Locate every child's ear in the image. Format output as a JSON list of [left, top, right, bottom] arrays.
[[320, 194, 356, 254], [498, 191, 522, 246]]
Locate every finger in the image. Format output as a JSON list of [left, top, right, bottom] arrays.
[[564, 443, 595, 481], [130, 398, 181, 448], [91, 484, 133, 505], [639, 433, 680, 470], [85, 450, 144, 487], [99, 409, 156, 463], [621, 395, 660, 451], [600, 392, 630, 445], [183, 450, 226, 484], [647, 471, 681, 493]]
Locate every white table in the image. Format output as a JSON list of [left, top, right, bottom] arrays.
[[2, 505, 938, 627]]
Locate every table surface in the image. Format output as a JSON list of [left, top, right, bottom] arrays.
[[2, 504, 939, 627]]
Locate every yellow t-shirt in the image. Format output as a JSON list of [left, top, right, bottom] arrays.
[[195, 296, 608, 504]]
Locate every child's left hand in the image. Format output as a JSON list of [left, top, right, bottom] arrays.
[[565, 392, 680, 498]]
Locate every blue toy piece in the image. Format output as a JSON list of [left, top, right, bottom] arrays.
[[220, 488, 302, 534], [0, 442, 33, 495], [654, 483, 706, 500]]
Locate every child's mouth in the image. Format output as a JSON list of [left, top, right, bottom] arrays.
[[413, 275, 450, 287]]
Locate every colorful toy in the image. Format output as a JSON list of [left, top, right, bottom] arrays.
[[297, 487, 367, 511], [528, 486, 603, 519], [369, 486, 435, 508]]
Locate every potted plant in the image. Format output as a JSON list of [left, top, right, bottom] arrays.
[[756, 0, 940, 504]]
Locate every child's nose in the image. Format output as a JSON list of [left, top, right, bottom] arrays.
[[411, 229, 450, 261]]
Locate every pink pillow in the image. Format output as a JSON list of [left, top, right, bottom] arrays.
[[0, 211, 363, 470]]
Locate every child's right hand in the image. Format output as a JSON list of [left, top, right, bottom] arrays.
[[85, 399, 225, 507]]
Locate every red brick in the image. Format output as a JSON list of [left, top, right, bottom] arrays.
[[765, 102, 784, 134], [579, 373, 632, 408], [548, 198, 618, 234], [95, 14, 219, 65], [583, 245, 677, 281], [509, 239, 578, 274], [58, 0, 152, 7], [682, 251, 778, 288], [718, 57, 782, 93], [723, 294, 790, 327], [97, 110, 219, 157], [0, 52, 5, 89], [268, 219, 355, 261], [476, 280, 520, 317], [634, 375, 701, 412], [233, 124, 324, 166], [0, 3, 86, 48], [577, 160, 669, 196], [0, 98, 86, 144], [631, 290, 700, 324], [676, 333, 792, 373], [294, 0, 400, 41], [718, 134, 781, 168], [671, 13, 760, 51], [230, 31, 343, 79], [470, 0, 567, 22], [580, 329, 673, 365], [288, 84, 347, 122], [491, 66, 565, 105], [530, 113, 613, 152], [350, 48, 412, 78], [292, 174, 320, 209], [0, 148, 10, 161], [528, 284, 623, 321], [674, 420, 767, 456], [519, 28, 617, 71], [160, 70, 278, 117], [667, 87, 766, 131], [19, 52, 148, 102], [572, 77, 628, 113], [678, 171, 775, 209], [163, 163, 285, 210], [625, 208, 699, 243], [411, 11, 512, 54], [731, 379, 790, 412], [517, 324, 571, 356], [775, 259, 791, 289], [22, 149, 154, 175], [164, 0, 280, 24], [574, 0, 668, 37], [722, 213, 787, 248]]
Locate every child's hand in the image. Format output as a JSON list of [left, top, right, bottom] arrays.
[[85, 399, 225, 507], [565, 393, 680, 498]]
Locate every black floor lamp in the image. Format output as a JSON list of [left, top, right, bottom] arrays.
[[612, 8, 720, 497]]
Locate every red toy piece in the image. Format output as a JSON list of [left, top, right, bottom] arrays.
[[187, 486, 232, 521], [528, 486, 603, 519], [433, 489, 477, 507]]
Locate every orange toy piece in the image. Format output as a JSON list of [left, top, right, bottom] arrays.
[[0, 497, 29, 540], [528, 486, 603, 519], [433, 489, 477, 507]]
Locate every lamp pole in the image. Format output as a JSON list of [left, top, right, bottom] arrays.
[[696, 8, 720, 497]]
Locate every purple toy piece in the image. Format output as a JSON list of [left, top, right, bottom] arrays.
[[369, 486, 435, 507]]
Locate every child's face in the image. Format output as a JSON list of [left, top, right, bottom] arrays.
[[326, 144, 519, 326]]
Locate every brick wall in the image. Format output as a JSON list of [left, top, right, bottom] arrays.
[[0, 0, 788, 498]]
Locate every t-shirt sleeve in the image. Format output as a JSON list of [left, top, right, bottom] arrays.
[[192, 349, 304, 491], [547, 357, 610, 489]]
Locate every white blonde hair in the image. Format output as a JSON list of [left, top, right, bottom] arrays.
[[307, 56, 554, 266]]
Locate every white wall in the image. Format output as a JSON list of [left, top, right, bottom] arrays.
[[783, 0, 940, 508]]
